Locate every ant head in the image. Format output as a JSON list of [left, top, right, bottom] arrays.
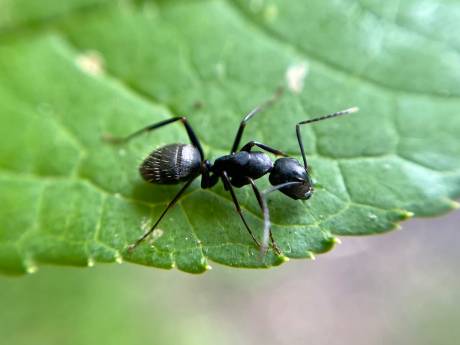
[[269, 157, 313, 200]]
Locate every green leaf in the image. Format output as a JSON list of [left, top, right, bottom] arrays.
[[0, 0, 459, 274]]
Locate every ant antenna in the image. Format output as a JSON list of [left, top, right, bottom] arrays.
[[298, 107, 359, 126], [296, 107, 359, 169]]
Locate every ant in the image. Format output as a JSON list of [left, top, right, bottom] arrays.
[[105, 89, 358, 255]]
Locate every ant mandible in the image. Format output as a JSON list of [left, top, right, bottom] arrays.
[[105, 89, 358, 255]]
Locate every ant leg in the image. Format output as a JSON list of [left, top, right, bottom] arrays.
[[247, 178, 281, 255], [240, 141, 288, 157], [296, 107, 358, 169], [127, 177, 196, 252], [259, 181, 304, 254], [104, 116, 204, 159], [221, 171, 261, 248], [230, 87, 284, 154]]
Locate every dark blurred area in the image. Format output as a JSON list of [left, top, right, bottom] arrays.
[[1, 209, 458, 345]]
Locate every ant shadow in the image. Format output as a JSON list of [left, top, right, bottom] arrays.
[[130, 180, 183, 206]]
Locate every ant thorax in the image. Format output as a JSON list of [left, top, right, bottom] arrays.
[[212, 151, 273, 187]]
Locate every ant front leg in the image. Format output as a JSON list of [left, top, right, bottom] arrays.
[[258, 181, 304, 254], [247, 178, 281, 255]]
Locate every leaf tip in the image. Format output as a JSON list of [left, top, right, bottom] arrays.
[[332, 237, 342, 245], [26, 264, 38, 274], [279, 255, 290, 262], [450, 200, 460, 210], [307, 251, 316, 260], [87, 257, 96, 268], [115, 252, 123, 264], [205, 264, 213, 271], [23, 257, 39, 274], [403, 211, 415, 219]]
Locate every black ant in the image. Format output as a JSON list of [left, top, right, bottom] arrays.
[[104, 89, 358, 255]]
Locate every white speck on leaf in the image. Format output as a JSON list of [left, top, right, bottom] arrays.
[[140, 217, 152, 233], [76, 51, 105, 76], [368, 213, 377, 220], [286, 62, 309, 93], [151, 229, 164, 241]]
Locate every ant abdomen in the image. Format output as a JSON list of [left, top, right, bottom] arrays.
[[269, 158, 312, 200], [140, 143, 201, 184]]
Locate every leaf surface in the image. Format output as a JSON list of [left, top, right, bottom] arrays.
[[0, 0, 459, 274]]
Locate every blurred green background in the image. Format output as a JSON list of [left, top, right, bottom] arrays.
[[1, 210, 459, 345]]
